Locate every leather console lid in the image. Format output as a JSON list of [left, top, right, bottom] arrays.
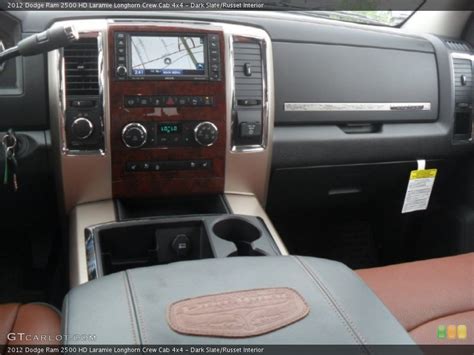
[[167, 288, 309, 338], [63, 256, 415, 345]]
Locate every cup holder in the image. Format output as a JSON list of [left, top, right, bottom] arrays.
[[212, 217, 266, 257]]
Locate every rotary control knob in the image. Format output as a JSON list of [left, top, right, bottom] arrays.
[[116, 65, 127, 77], [71, 117, 94, 140], [122, 123, 148, 148], [194, 122, 218, 147]]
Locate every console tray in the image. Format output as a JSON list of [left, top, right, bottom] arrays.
[[85, 214, 280, 280]]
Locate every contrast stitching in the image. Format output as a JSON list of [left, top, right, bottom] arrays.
[[293, 256, 369, 352], [298, 257, 369, 343], [123, 272, 140, 345], [10, 304, 21, 332], [300, 258, 368, 344], [126, 271, 148, 344]]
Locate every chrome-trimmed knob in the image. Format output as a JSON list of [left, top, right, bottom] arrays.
[[71, 117, 94, 140], [116, 65, 127, 77], [194, 121, 218, 147], [122, 123, 147, 148]]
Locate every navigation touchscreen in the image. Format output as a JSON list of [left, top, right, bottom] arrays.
[[130, 35, 206, 77]]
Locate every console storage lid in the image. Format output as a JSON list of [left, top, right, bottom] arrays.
[[62, 256, 414, 345]]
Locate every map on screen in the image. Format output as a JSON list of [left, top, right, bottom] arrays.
[[130, 36, 206, 76]]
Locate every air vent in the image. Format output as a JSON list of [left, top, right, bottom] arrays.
[[453, 58, 473, 104], [64, 37, 99, 96], [445, 39, 471, 52], [233, 42, 263, 101]]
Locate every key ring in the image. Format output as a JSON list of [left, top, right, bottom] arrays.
[[2, 133, 17, 150]]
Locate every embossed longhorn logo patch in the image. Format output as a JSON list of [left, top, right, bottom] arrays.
[[167, 287, 309, 338]]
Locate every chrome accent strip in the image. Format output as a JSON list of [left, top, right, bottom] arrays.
[[284, 102, 432, 112], [223, 25, 274, 205], [229, 36, 269, 153], [0, 40, 5, 72], [60, 32, 105, 156], [48, 20, 112, 213], [70, 200, 116, 287]]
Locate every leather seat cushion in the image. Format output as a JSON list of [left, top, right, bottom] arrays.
[[0, 303, 61, 346], [356, 253, 474, 344]]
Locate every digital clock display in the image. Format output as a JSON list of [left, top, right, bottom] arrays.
[[159, 123, 181, 134]]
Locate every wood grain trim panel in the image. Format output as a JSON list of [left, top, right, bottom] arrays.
[[108, 25, 226, 199]]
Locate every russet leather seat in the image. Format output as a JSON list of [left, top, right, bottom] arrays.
[[0, 303, 61, 346], [357, 252, 474, 344]]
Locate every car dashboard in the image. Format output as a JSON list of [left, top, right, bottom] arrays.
[[0, 9, 473, 348]]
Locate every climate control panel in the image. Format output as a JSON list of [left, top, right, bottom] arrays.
[[121, 121, 218, 149]]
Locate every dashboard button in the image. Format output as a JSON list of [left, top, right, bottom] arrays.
[[125, 96, 138, 107], [116, 65, 127, 77], [190, 97, 200, 106], [237, 99, 260, 106], [177, 97, 188, 106], [151, 162, 161, 171], [199, 160, 212, 169], [126, 162, 139, 172], [240, 122, 262, 138], [141, 162, 151, 171], [158, 136, 169, 145], [202, 96, 213, 106], [138, 97, 150, 106], [70, 100, 95, 108], [165, 96, 176, 106], [151, 96, 163, 106]]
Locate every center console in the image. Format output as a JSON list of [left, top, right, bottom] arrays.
[[48, 19, 285, 287]]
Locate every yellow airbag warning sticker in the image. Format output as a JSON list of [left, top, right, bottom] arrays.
[[402, 169, 437, 214]]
